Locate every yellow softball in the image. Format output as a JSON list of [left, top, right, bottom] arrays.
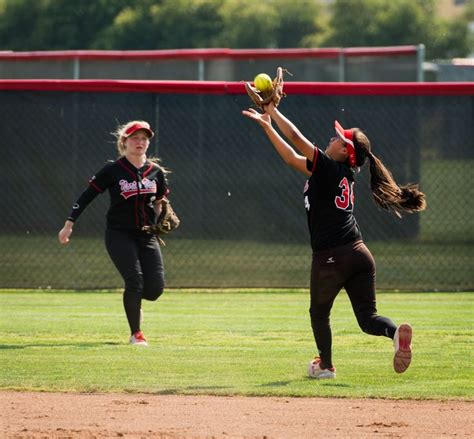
[[253, 73, 273, 92]]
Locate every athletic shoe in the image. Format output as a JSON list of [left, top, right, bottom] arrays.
[[307, 357, 336, 379], [129, 331, 148, 346], [393, 323, 412, 373]]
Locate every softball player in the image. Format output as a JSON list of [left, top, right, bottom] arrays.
[[243, 103, 426, 379], [58, 120, 170, 347]]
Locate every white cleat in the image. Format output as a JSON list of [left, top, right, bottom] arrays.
[[307, 357, 336, 379]]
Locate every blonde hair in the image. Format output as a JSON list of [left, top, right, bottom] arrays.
[[112, 120, 152, 156]]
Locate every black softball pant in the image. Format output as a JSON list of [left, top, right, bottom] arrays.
[[309, 240, 397, 369], [105, 228, 165, 335]]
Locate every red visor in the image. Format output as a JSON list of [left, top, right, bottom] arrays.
[[334, 120, 356, 168], [123, 122, 154, 139]]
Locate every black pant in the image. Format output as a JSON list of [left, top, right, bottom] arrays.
[[105, 228, 165, 335], [309, 240, 397, 369]]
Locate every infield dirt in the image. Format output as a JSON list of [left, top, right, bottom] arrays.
[[1, 391, 472, 438]]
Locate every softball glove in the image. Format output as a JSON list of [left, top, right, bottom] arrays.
[[244, 67, 289, 111], [142, 198, 180, 245]]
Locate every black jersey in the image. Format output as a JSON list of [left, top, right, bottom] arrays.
[[304, 147, 362, 252], [67, 157, 169, 230]]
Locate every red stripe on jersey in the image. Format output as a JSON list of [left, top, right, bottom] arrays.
[[142, 163, 155, 178], [89, 180, 104, 193], [311, 147, 319, 172]]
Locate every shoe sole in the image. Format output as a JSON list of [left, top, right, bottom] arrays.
[[311, 372, 336, 380], [307, 363, 336, 379], [394, 323, 412, 373]]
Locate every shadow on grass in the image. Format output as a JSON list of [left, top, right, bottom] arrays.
[[153, 386, 230, 395], [0, 342, 121, 349], [308, 379, 351, 387], [258, 381, 292, 387]]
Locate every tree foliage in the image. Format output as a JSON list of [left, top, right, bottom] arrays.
[[0, 0, 130, 50], [0, 0, 470, 60], [319, 0, 469, 59]]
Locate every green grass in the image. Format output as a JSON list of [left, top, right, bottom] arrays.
[[1, 289, 472, 400]]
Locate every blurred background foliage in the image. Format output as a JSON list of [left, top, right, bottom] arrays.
[[0, 0, 472, 60]]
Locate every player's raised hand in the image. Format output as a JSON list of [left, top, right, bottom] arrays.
[[242, 108, 272, 128]]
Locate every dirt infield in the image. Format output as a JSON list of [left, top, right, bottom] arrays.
[[1, 391, 472, 438]]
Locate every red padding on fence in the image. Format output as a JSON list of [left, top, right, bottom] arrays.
[[0, 46, 418, 61], [0, 80, 472, 96]]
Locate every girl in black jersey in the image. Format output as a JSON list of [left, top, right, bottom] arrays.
[[58, 120, 170, 347], [243, 103, 426, 379]]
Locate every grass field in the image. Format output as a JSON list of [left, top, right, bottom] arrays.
[[1, 289, 472, 400]]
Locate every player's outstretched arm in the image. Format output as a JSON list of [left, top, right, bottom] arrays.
[[264, 102, 315, 162], [58, 220, 74, 245], [242, 108, 310, 176]]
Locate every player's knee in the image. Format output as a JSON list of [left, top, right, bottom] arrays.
[[355, 312, 376, 334], [142, 278, 164, 301], [124, 273, 144, 295]]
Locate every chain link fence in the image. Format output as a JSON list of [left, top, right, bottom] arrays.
[[0, 83, 472, 291]]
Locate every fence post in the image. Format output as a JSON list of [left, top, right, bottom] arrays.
[[338, 50, 345, 82], [198, 58, 205, 80], [417, 44, 425, 82], [73, 56, 80, 79]]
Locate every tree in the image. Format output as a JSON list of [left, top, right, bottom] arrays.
[[93, 0, 224, 50], [268, 0, 323, 48], [0, 0, 469, 58], [216, 0, 279, 48], [315, 0, 470, 60], [0, 0, 130, 50]]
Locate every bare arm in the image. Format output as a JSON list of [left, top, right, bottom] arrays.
[[153, 199, 163, 218], [242, 108, 310, 176], [264, 102, 315, 162]]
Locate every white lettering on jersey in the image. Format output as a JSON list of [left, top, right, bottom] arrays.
[[304, 180, 310, 211], [304, 195, 310, 211], [119, 178, 157, 199]]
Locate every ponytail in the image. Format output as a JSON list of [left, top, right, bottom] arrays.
[[366, 152, 426, 216]]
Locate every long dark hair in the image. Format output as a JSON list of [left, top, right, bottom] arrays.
[[353, 129, 426, 216]]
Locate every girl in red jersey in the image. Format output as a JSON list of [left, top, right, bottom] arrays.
[[243, 103, 426, 379], [58, 121, 170, 347]]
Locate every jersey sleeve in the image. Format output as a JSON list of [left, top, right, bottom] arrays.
[[67, 164, 113, 222], [88, 163, 114, 193], [155, 167, 170, 200], [67, 186, 100, 222], [306, 148, 334, 174], [306, 147, 321, 173]]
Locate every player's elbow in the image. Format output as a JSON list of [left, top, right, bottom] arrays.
[[287, 127, 301, 144]]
